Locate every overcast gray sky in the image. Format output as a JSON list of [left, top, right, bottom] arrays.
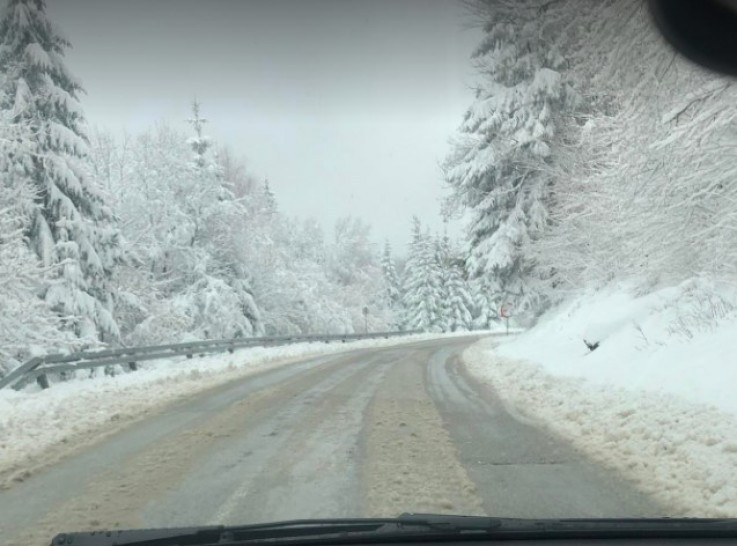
[[48, 0, 482, 251]]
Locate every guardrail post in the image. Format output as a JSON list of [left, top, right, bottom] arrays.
[[36, 373, 50, 389]]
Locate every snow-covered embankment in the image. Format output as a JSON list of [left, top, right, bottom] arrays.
[[464, 279, 737, 516]]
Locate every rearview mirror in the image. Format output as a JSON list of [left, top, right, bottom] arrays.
[[649, 0, 737, 77]]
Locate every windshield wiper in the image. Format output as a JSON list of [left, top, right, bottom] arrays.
[[50, 514, 737, 546]]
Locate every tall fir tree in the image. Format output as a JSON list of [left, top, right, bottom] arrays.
[[380, 240, 402, 328], [261, 178, 277, 216], [436, 235, 473, 332], [443, 13, 572, 317], [0, 0, 122, 341], [182, 99, 262, 338], [380, 240, 401, 305], [470, 276, 500, 330], [0, 106, 77, 372], [401, 218, 442, 332]]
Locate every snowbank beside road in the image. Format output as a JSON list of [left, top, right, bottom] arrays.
[[0, 333, 467, 488], [464, 281, 737, 516], [498, 279, 737, 416]]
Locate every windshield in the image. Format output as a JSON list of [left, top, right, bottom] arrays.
[[1, 1, 736, 545]]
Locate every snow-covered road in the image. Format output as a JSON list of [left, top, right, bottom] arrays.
[[0, 336, 663, 546]]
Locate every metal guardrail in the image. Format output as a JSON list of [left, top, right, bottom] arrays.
[[0, 330, 420, 391]]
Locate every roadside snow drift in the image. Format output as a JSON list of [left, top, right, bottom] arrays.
[[464, 280, 737, 517]]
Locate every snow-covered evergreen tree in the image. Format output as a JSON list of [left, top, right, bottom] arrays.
[[443, 10, 572, 317], [380, 241, 401, 305], [0, 107, 79, 374], [401, 218, 443, 332], [261, 179, 277, 216], [379, 240, 403, 328], [469, 276, 500, 330], [436, 235, 473, 332], [90, 103, 263, 343], [0, 0, 122, 342], [162, 100, 262, 339]]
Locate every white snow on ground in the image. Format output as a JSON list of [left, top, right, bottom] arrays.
[[498, 278, 737, 415], [0, 332, 473, 487], [464, 279, 737, 516]]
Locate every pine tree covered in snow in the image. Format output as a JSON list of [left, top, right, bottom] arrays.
[[0, 0, 122, 342], [0, 108, 77, 375], [436, 235, 473, 332], [87, 108, 268, 344], [380, 240, 403, 328], [401, 218, 443, 332], [380, 241, 401, 306], [444, 8, 572, 318], [261, 179, 277, 216], [137, 100, 262, 341], [469, 275, 500, 330]]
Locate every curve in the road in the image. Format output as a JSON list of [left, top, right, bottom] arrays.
[[0, 337, 664, 546]]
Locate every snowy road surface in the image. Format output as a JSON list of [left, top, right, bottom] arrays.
[[0, 337, 662, 545]]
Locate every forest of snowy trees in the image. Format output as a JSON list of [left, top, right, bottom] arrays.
[[0, 0, 485, 376], [2, 0, 735, 376]]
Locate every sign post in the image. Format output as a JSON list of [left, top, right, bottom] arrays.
[[362, 306, 369, 333], [499, 303, 513, 335]]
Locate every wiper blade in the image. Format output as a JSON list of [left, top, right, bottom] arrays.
[[48, 519, 401, 546], [402, 514, 737, 538], [50, 514, 737, 546], [50, 515, 500, 546]]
